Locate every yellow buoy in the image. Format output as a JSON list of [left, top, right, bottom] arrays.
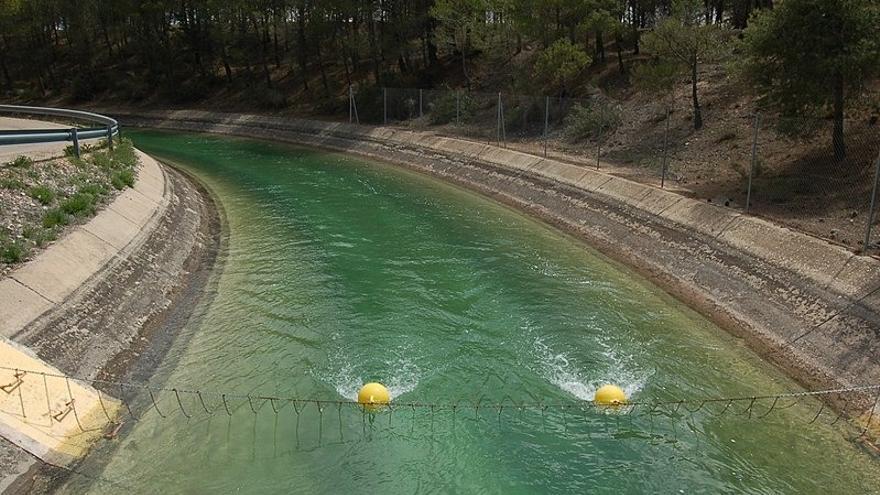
[[357, 382, 390, 411], [594, 384, 627, 405]]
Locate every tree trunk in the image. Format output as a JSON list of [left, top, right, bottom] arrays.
[[296, 6, 309, 91], [615, 34, 626, 75], [0, 36, 13, 91], [691, 56, 702, 129], [833, 70, 846, 161], [221, 42, 233, 84], [461, 48, 470, 89]]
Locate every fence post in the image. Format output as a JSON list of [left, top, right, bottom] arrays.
[[863, 151, 880, 252], [456, 91, 460, 126], [543, 96, 549, 158], [383, 87, 387, 125], [500, 93, 506, 147], [348, 85, 353, 124], [496, 92, 502, 146], [419, 89, 423, 119], [350, 86, 359, 125], [746, 112, 761, 214], [661, 107, 670, 188], [106, 125, 113, 150], [71, 128, 80, 158]]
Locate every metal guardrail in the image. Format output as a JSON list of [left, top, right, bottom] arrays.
[[0, 105, 120, 157]]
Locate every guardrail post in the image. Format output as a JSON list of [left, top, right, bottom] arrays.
[[106, 125, 114, 150], [863, 151, 880, 253], [746, 112, 761, 214], [71, 128, 80, 158]]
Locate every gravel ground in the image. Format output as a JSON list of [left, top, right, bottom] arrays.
[[0, 140, 138, 275]]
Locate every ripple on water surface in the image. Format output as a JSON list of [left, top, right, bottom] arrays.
[[63, 131, 880, 494]]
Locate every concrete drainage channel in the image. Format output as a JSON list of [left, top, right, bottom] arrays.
[[113, 110, 880, 434], [0, 109, 222, 492]]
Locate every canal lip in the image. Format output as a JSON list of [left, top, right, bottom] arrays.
[[0, 150, 225, 492], [105, 110, 880, 443]]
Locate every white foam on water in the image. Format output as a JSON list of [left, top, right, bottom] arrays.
[[323, 354, 421, 401], [531, 333, 650, 401]]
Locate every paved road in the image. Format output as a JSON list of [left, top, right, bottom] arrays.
[[0, 116, 104, 162]]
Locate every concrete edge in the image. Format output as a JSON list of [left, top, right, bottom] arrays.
[[0, 149, 168, 337], [109, 109, 880, 301]]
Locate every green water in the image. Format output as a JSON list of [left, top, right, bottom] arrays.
[[70, 131, 878, 493]]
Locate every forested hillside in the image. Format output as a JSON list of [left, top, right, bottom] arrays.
[[2, 1, 875, 119], [2, 0, 880, 249]]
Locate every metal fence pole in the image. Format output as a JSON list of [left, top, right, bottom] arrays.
[[348, 86, 353, 124], [543, 96, 549, 158], [500, 93, 506, 147], [106, 125, 113, 150], [383, 87, 387, 125], [863, 151, 880, 252], [349, 88, 361, 125], [661, 107, 670, 188], [71, 128, 80, 158], [419, 89, 423, 119], [496, 92, 502, 146], [746, 112, 761, 214]]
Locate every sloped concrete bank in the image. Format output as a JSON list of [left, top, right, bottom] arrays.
[[113, 110, 880, 433], [0, 151, 222, 493]]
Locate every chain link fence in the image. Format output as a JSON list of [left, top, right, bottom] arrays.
[[343, 86, 880, 254]]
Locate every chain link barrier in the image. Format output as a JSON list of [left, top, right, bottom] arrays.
[[347, 87, 880, 254]]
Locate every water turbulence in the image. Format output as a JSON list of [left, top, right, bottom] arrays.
[[67, 131, 879, 493]]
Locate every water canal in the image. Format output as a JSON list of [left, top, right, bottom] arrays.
[[67, 131, 878, 493]]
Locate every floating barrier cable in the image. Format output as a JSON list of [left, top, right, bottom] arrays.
[[0, 365, 877, 438]]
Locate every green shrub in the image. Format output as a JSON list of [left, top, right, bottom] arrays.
[[428, 91, 477, 125], [60, 192, 97, 217], [22, 226, 57, 247], [91, 151, 114, 170], [6, 156, 33, 168], [111, 169, 136, 190], [109, 139, 138, 169], [79, 182, 109, 197], [0, 237, 28, 263], [0, 177, 25, 190], [562, 102, 622, 142], [28, 185, 56, 205], [42, 208, 70, 229]]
